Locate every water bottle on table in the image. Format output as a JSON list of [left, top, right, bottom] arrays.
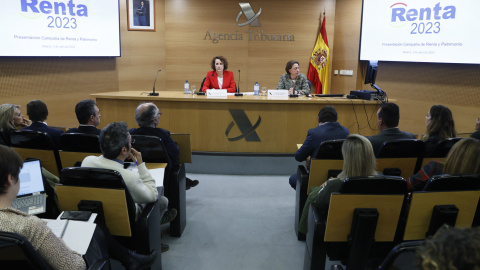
[[254, 82, 259, 96], [184, 80, 190, 94]]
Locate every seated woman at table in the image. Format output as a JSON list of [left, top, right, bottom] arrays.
[[298, 134, 378, 234], [201, 55, 236, 93], [276, 60, 310, 95], [423, 105, 457, 156], [0, 145, 157, 270], [407, 137, 480, 191]]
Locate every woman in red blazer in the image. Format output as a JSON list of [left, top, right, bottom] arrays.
[[201, 56, 236, 93]]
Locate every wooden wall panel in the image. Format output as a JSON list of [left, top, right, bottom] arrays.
[[165, 0, 329, 92]]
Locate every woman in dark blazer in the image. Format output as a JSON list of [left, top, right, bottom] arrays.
[[201, 56, 236, 93]]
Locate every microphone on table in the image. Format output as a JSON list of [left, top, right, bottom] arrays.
[[235, 69, 243, 96], [149, 70, 161, 96]]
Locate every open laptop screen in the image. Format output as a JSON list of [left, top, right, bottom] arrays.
[[17, 159, 45, 197]]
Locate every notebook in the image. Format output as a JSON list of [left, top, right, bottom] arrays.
[[11, 159, 47, 215]]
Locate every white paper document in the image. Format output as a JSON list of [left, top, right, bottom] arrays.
[[149, 168, 165, 187], [45, 219, 96, 255]]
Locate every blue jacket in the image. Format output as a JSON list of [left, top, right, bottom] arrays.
[[295, 122, 349, 162], [22, 122, 64, 149]]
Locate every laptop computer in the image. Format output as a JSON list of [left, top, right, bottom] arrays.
[[11, 159, 47, 215]]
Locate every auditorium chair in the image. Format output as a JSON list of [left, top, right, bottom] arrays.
[[0, 130, 10, 146], [403, 175, 480, 241], [9, 130, 62, 177], [59, 133, 102, 168], [377, 240, 423, 270], [375, 139, 425, 180], [56, 167, 162, 270], [131, 134, 186, 237], [419, 137, 463, 170], [0, 230, 110, 270], [295, 139, 344, 241], [304, 176, 408, 270]]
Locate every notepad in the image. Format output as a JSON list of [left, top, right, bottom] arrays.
[[45, 219, 96, 255]]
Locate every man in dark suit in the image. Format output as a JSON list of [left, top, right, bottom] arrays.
[[367, 102, 416, 155], [21, 100, 63, 148], [289, 105, 349, 189], [129, 103, 199, 190], [66, 99, 101, 135]]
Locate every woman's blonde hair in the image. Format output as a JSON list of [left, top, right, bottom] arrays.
[[444, 138, 480, 175], [424, 105, 457, 141], [337, 134, 377, 179], [0, 104, 19, 131]]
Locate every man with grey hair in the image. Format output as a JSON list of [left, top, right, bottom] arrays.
[[82, 121, 176, 252], [66, 99, 101, 135], [130, 102, 199, 189]]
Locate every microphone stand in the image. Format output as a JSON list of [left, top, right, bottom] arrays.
[[149, 70, 161, 96], [235, 69, 243, 96]]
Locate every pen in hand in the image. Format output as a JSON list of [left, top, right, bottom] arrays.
[[133, 156, 139, 166]]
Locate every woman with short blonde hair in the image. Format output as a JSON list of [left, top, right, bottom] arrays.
[[298, 134, 377, 234], [0, 104, 31, 132], [408, 138, 480, 191]]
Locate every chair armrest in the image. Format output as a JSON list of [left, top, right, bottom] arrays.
[[135, 201, 161, 254], [167, 164, 186, 237], [295, 165, 309, 240], [304, 203, 327, 270], [87, 259, 109, 270]]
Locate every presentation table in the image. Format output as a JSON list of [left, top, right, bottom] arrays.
[[91, 91, 381, 154]]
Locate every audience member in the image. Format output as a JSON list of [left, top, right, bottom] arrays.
[[368, 102, 415, 155], [0, 104, 31, 132], [21, 100, 63, 148], [130, 103, 199, 190], [408, 137, 480, 191], [66, 99, 101, 135], [416, 226, 480, 270], [81, 122, 176, 252], [0, 145, 157, 269], [470, 116, 480, 140], [289, 105, 349, 189], [423, 105, 457, 156], [298, 134, 377, 234]]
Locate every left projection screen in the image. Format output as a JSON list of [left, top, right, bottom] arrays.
[[0, 0, 121, 57]]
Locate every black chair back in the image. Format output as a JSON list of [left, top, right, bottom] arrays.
[[200, 77, 206, 93], [377, 139, 425, 158], [60, 133, 101, 153], [60, 167, 137, 235], [340, 175, 408, 195], [0, 231, 51, 270], [378, 240, 423, 270], [131, 135, 171, 164], [0, 131, 10, 146], [314, 139, 345, 159], [427, 137, 463, 158], [9, 130, 56, 150], [423, 174, 480, 191]]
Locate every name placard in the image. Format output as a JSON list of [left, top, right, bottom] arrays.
[[206, 89, 228, 97], [268, 90, 289, 97]]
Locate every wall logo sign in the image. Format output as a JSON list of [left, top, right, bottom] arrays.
[[225, 109, 261, 142], [236, 3, 262, 27], [204, 2, 295, 44]]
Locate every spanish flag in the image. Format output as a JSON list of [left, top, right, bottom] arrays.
[[308, 16, 330, 94]]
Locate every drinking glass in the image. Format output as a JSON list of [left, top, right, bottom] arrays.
[[191, 85, 196, 95], [261, 87, 267, 96]]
